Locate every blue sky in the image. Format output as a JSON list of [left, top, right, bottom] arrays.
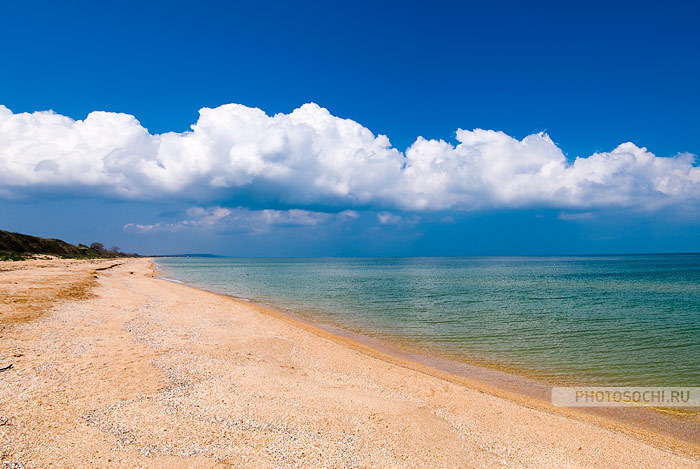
[[0, 0, 698, 255]]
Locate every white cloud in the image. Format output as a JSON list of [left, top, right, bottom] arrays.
[[124, 206, 344, 234], [1, 103, 698, 212], [338, 210, 360, 219], [402, 131, 700, 211], [377, 212, 402, 224]]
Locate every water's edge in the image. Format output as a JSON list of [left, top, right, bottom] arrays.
[[152, 259, 700, 448], [154, 256, 700, 388]]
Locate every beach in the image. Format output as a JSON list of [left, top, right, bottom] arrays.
[[1, 258, 698, 468]]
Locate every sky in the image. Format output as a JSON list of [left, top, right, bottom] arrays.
[[0, 0, 698, 256]]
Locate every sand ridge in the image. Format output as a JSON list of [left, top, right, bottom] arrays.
[[0, 258, 698, 467]]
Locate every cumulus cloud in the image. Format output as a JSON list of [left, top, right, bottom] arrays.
[[1, 103, 698, 212], [402, 132, 700, 211]]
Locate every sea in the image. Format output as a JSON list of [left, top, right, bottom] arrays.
[[155, 255, 700, 387]]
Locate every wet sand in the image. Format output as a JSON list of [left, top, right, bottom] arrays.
[[1, 258, 698, 467]]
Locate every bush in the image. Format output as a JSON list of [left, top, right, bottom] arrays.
[[0, 250, 27, 261]]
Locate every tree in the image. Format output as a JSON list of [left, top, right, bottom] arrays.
[[110, 245, 121, 253], [90, 242, 105, 251]]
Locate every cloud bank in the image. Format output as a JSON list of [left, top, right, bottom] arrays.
[[1, 103, 698, 212], [123, 206, 359, 234]]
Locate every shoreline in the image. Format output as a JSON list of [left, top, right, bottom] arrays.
[[1, 257, 698, 467], [150, 260, 700, 450]]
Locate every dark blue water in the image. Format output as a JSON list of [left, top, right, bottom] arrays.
[[155, 255, 700, 386]]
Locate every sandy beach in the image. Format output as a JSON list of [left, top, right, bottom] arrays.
[[1, 258, 698, 468]]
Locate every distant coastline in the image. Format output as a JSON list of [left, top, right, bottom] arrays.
[[151, 252, 700, 259], [150, 253, 225, 258]]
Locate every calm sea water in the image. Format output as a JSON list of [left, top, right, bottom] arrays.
[[155, 255, 700, 386]]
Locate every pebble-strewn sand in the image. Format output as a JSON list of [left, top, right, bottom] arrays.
[[0, 258, 698, 468]]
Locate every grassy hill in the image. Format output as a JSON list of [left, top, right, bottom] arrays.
[[0, 230, 138, 261]]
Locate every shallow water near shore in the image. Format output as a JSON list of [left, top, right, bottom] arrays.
[[155, 255, 700, 388]]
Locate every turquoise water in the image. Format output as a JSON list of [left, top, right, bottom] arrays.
[[155, 256, 700, 386]]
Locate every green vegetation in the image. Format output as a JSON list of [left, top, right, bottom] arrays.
[[0, 251, 28, 261], [0, 230, 139, 261]]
